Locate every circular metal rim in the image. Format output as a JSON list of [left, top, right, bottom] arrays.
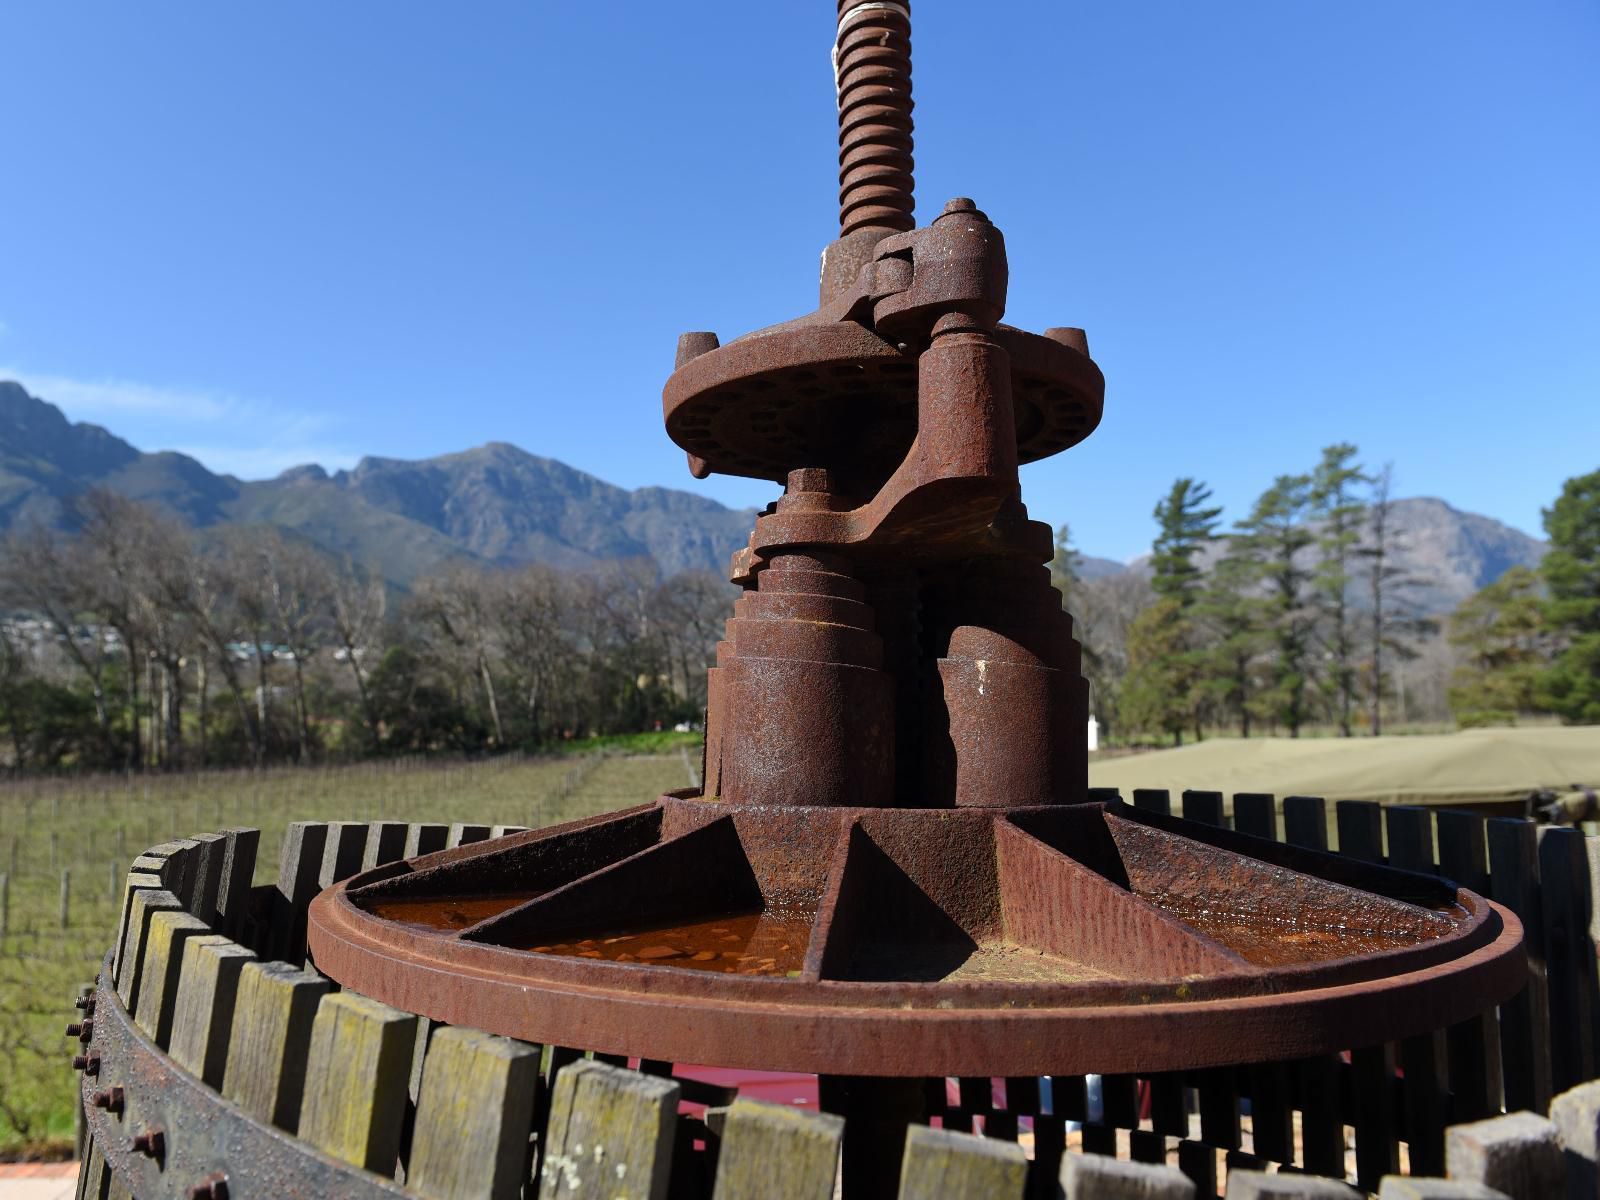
[[308, 868, 1526, 1077]]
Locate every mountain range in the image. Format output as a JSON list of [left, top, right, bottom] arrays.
[[0, 380, 1547, 610]]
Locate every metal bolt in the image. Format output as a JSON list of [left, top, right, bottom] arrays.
[[72, 1054, 101, 1076], [189, 1173, 229, 1200], [74, 995, 94, 1011], [91, 1086, 124, 1114], [942, 197, 977, 215], [131, 1128, 165, 1159], [77, 1020, 94, 1043], [65, 1022, 82, 1038]]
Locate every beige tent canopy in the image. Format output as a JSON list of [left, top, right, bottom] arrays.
[[1087, 726, 1600, 815]]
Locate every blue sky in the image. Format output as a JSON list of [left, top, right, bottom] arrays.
[[2, 2, 1595, 563]]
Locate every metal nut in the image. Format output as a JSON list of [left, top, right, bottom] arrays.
[[91, 1086, 124, 1114], [72, 1054, 100, 1076], [189, 1171, 229, 1200], [131, 1128, 165, 1159]]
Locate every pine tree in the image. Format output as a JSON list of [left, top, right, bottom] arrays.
[[1537, 469, 1600, 723], [1232, 474, 1315, 736], [1310, 444, 1369, 735], [1151, 479, 1222, 607], [1049, 523, 1082, 613], [1448, 566, 1548, 726], [1121, 597, 1199, 745], [1199, 540, 1269, 737]]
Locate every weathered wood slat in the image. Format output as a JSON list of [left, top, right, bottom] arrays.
[[298, 991, 418, 1174], [321, 821, 372, 888], [537, 1058, 679, 1200], [1233, 793, 1277, 841], [188, 831, 228, 922], [276, 822, 331, 963], [1133, 788, 1172, 816], [1226, 1169, 1358, 1196], [1444, 1111, 1565, 1198], [1376, 1178, 1510, 1198], [111, 868, 164, 986], [132, 908, 212, 1048], [898, 1125, 1026, 1199], [1438, 810, 1500, 1123], [1183, 789, 1225, 828], [115, 886, 183, 1009], [1337, 800, 1384, 864], [1487, 818, 1553, 1113], [1296, 1053, 1347, 1178], [363, 822, 410, 871], [1062, 1152, 1190, 1196], [1539, 827, 1600, 1094], [1284, 796, 1329, 851], [169, 935, 257, 1087], [221, 960, 332, 1132], [711, 1097, 842, 1200], [448, 823, 493, 849], [404, 823, 450, 859], [1551, 1078, 1600, 1199], [216, 827, 260, 938], [1351, 1043, 1400, 1189], [408, 1026, 540, 1200]]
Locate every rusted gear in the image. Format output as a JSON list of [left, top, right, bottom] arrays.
[[308, 0, 1522, 1098]]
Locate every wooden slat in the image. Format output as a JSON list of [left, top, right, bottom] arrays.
[[1444, 1111, 1565, 1197], [1386, 807, 1437, 873], [1150, 1072, 1189, 1138], [1226, 1169, 1358, 1196], [536, 1058, 679, 1200], [111, 869, 164, 986], [169, 935, 257, 1087], [1551, 1079, 1600, 1199], [216, 827, 260, 938], [898, 1125, 1026, 1199], [1284, 796, 1329, 851], [447, 823, 493, 849], [1296, 1054, 1347, 1178], [320, 821, 372, 887], [1437, 811, 1500, 1122], [404, 823, 450, 858], [132, 909, 212, 1048], [1198, 1066, 1241, 1151], [1249, 1061, 1295, 1164], [1233, 793, 1277, 841], [1182, 790, 1225, 828], [1176, 1139, 1217, 1196], [1133, 789, 1172, 817], [221, 960, 332, 1132], [276, 822, 330, 963], [1539, 827, 1600, 1093], [1400, 1032, 1449, 1177], [115, 887, 183, 1009], [188, 831, 228, 922], [1486, 817, 1552, 1113], [1373, 1177, 1510, 1197], [408, 1026, 540, 1200], [363, 822, 410, 871], [1336, 800, 1384, 864], [1350, 1044, 1399, 1189], [711, 1097, 842, 1200], [298, 991, 419, 1174]]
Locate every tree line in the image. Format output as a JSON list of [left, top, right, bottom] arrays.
[[1056, 452, 1600, 744], [0, 491, 731, 771]]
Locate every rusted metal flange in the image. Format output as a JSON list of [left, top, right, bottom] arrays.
[[307, 797, 1526, 1077]]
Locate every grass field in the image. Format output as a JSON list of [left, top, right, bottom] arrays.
[[0, 742, 698, 1157]]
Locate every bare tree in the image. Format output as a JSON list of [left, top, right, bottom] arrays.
[[0, 526, 117, 763], [415, 568, 506, 745], [330, 555, 387, 751], [251, 531, 333, 761], [1358, 465, 1436, 735]]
